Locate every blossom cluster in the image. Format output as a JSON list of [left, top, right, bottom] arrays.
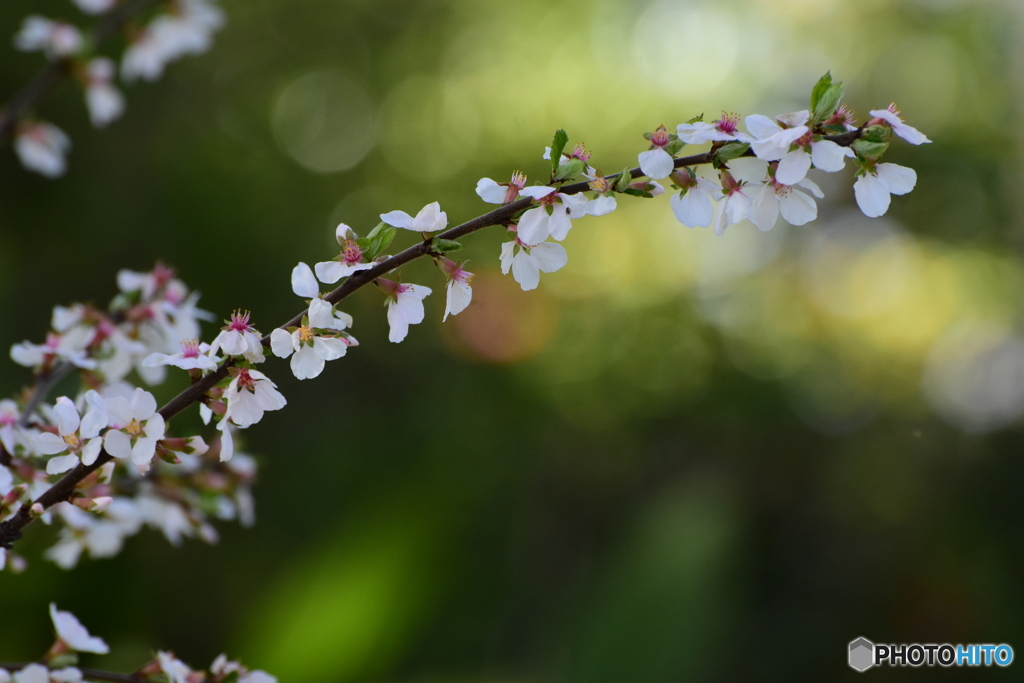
[[9, 0, 224, 177], [1, 265, 258, 571], [0, 604, 274, 683]]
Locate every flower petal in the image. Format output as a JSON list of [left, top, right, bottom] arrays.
[[380, 210, 414, 229], [638, 148, 674, 180], [853, 173, 891, 218], [809, 139, 849, 173], [291, 262, 320, 299], [475, 178, 506, 204], [775, 149, 812, 186], [877, 163, 917, 195]]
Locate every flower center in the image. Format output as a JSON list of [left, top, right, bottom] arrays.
[[509, 171, 526, 190], [180, 339, 201, 358], [589, 176, 611, 193], [236, 369, 256, 392], [571, 143, 591, 162], [126, 419, 143, 437], [772, 182, 793, 197], [650, 126, 670, 148], [63, 434, 81, 452], [298, 325, 315, 343], [227, 310, 252, 332], [794, 131, 813, 148], [342, 240, 363, 265], [716, 112, 739, 134]]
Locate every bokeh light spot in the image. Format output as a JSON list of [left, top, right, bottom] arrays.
[[272, 69, 376, 174]]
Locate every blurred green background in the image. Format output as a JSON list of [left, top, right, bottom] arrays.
[[2, 0, 1023, 680]]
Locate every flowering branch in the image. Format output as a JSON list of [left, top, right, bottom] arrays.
[[0, 124, 870, 551], [0, 0, 160, 143]]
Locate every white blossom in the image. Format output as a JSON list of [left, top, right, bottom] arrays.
[[676, 112, 751, 145], [745, 111, 811, 161], [378, 280, 432, 343], [380, 201, 447, 233], [870, 105, 931, 145], [749, 176, 823, 231], [143, 339, 220, 372], [50, 603, 109, 653], [746, 110, 852, 185], [669, 170, 721, 229], [476, 171, 526, 204], [158, 652, 193, 683], [12, 664, 48, 683], [84, 58, 125, 128], [209, 310, 265, 363], [499, 237, 568, 292], [711, 170, 757, 236], [122, 0, 225, 82], [103, 388, 166, 473], [638, 126, 675, 180], [14, 122, 71, 178], [222, 368, 287, 428], [853, 163, 917, 218], [516, 187, 588, 244], [14, 17, 83, 59], [33, 394, 107, 475], [438, 258, 474, 321], [314, 224, 375, 283]]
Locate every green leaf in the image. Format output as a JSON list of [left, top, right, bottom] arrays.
[[809, 72, 833, 113], [852, 139, 890, 159], [364, 225, 396, 261], [685, 113, 704, 124], [550, 129, 569, 173], [365, 221, 387, 240], [355, 238, 371, 253], [614, 168, 633, 192], [622, 188, 647, 197], [665, 138, 686, 156], [810, 72, 844, 126], [714, 141, 750, 162], [432, 238, 462, 253], [554, 158, 585, 181]]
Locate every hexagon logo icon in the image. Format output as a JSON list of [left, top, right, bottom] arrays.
[[849, 637, 875, 672]]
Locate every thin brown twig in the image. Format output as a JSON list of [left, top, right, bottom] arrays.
[[0, 128, 864, 549]]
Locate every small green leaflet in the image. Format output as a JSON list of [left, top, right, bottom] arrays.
[[550, 129, 569, 173], [809, 71, 844, 126]]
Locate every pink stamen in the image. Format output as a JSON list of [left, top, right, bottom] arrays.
[[342, 240, 363, 265], [716, 112, 740, 134], [650, 126, 670, 148], [227, 310, 252, 332], [180, 339, 201, 358]]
